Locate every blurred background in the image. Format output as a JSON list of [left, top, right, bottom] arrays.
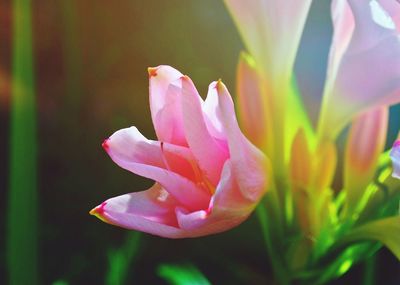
[[0, 0, 399, 284]]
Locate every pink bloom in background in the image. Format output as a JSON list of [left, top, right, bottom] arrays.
[[90, 66, 268, 238], [319, 0, 400, 138]]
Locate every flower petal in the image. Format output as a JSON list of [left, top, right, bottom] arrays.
[[176, 161, 255, 235], [210, 160, 257, 211], [328, 0, 355, 82], [149, 65, 186, 145], [103, 127, 210, 210], [202, 82, 227, 141], [319, 0, 400, 138], [180, 76, 229, 186], [215, 80, 268, 201], [90, 184, 189, 238], [174, 87, 269, 236], [175, 207, 247, 237], [91, 163, 255, 239]]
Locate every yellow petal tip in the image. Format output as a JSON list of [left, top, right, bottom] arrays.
[[148, 67, 158, 77], [89, 202, 111, 224]]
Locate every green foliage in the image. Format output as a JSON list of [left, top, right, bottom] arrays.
[[7, 0, 38, 284], [342, 216, 400, 261], [52, 280, 69, 285], [106, 232, 141, 285], [157, 263, 211, 285]]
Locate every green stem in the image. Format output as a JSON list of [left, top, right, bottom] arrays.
[[106, 232, 142, 285], [257, 202, 289, 285], [7, 0, 38, 284], [363, 253, 376, 285]]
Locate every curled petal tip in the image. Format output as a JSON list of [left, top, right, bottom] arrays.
[[90, 202, 106, 215], [89, 207, 98, 216], [180, 75, 191, 82], [148, 67, 158, 77], [102, 138, 110, 151], [90, 202, 113, 224], [215, 79, 225, 91]]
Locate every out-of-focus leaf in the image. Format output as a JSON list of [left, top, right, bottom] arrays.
[[106, 232, 141, 285], [7, 0, 38, 284], [52, 280, 69, 285], [157, 263, 211, 285], [342, 216, 400, 260]]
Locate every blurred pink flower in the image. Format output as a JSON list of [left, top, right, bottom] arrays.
[[90, 66, 267, 238], [319, 0, 400, 138]]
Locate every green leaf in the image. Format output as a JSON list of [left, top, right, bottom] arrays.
[[343, 216, 400, 260], [52, 280, 69, 285], [7, 0, 38, 284], [157, 263, 211, 285], [106, 232, 141, 285]]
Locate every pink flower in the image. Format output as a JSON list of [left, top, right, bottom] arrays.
[[90, 66, 268, 238], [319, 0, 400, 138]]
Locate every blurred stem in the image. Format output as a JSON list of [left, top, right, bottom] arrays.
[[257, 200, 289, 285], [363, 253, 376, 285], [106, 232, 141, 285], [7, 0, 38, 284]]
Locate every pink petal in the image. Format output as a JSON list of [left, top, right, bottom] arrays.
[[175, 164, 246, 233], [180, 76, 229, 186], [103, 127, 210, 210], [320, 0, 400, 138], [327, 0, 354, 81], [149, 65, 187, 146], [215, 80, 268, 202], [175, 160, 259, 235], [211, 160, 257, 211], [202, 82, 227, 141], [175, 207, 247, 237], [90, 184, 189, 238], [90, 164, 251, 238]]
